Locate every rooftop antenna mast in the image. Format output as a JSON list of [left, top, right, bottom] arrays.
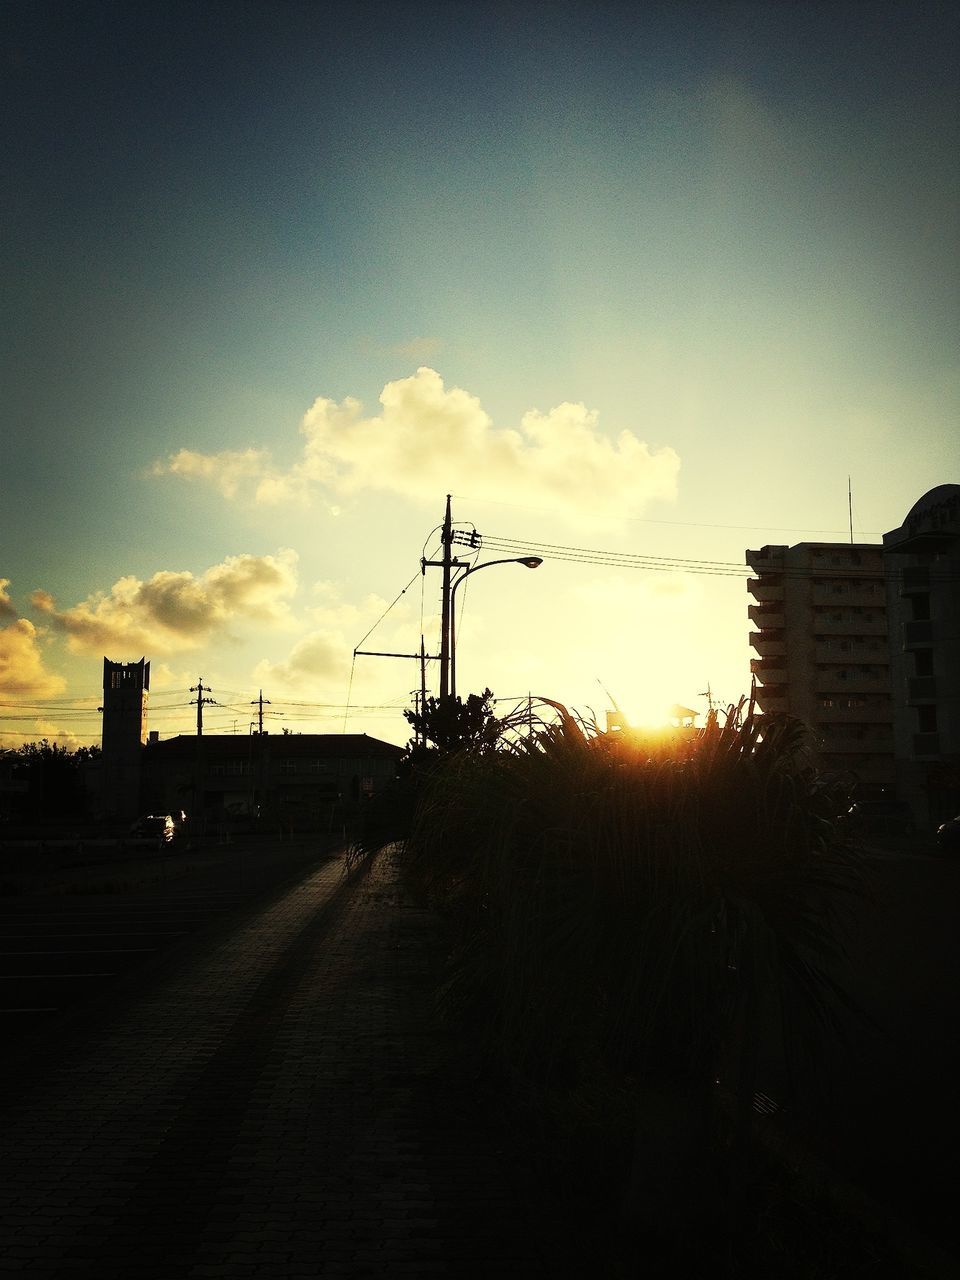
[[848, 476, 854, 545]]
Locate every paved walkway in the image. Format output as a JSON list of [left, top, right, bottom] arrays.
[[0, 851, 569, 1278]]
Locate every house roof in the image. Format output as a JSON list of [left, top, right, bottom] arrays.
[[144, 733, 403, 761]]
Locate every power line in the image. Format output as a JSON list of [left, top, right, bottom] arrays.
[[480, 534, 960, 582]]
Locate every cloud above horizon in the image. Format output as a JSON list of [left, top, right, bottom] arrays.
[[32, 552, 299, 656], [153, 368, 681, 519], [0, 579, 18, 621], [0, 583, 67, 698]]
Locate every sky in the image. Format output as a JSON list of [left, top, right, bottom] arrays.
[[2, 0, 958, 749]]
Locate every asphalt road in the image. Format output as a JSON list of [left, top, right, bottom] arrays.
[[0, 851, 565, 1279], [0, 835, 343, 1051]]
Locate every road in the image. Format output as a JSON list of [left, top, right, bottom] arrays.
[[0, 836, 342, 1046], [0, 849, 567, 1278]]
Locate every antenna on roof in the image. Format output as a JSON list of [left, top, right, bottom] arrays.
[[848, 476, 853, 545]]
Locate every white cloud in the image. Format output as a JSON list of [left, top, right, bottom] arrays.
[[153, 368, 680, 522], [0, 616, 67, 697], [149, 447, 271, 499], [31, 717, 82, 751], [253, 630, 352, 692], [0, 579, 16, 620], [33, 551, 299, 657]]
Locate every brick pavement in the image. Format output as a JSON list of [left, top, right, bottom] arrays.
[[0, 851, 571, 1278]]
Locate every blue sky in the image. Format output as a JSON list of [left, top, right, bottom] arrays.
[[2, 1, 958, 745]]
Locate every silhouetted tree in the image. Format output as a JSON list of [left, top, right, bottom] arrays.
[[403, 688, 502, 756], [1, 741, 101, 824]]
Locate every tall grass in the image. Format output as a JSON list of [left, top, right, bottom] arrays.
[[402, 710, 860, 1091], [392, 706, 870, 1257]]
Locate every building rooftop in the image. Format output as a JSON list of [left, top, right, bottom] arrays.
[[145, 733, 404, 760], [884, 484, 960, 554]]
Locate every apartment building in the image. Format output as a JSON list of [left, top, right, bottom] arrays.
[[746, 542, 894, 795], [882, 484, 960, 826]]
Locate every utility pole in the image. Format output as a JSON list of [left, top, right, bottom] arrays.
[[419, 637, 428, 747], [190, 678, 214, 736], [421, 495, 463, 705], [251, 689, 270, 734], [439, 494, 453, 701]]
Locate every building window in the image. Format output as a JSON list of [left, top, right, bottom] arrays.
[[918, 705, 938, 733], [280, 760, 296, 775], [915, 650, 934, 676]]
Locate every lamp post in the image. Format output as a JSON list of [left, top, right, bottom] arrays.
[[449, 557, 543, 701]]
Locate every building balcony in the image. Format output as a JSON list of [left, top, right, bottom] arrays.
[[814, 671, 890, 694], [816, 616, 888, 637], [750, 659, 787, 685], [899, 565, 930, 596], [748, 604, 784, 629], [747, 578, 784, 603], [811, 583, 886, 608], [913, 732, 941, 759], [746, 548, 785, 574], [903, 619, 933, 648], [813, 641, 888, 662], [749, 632, 785, 656], [757, 696, 793, 716], [907, 676, 937, 703], [816, 704, 893, 724]]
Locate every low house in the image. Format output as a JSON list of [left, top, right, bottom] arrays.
[[139, 732, 403, 829]]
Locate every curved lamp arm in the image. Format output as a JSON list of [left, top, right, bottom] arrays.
[[450, 557, 543, 701]]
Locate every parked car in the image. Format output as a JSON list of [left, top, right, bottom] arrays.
[[936, 816, 960, 854], [129, 814, 176, 844], [844, 799, 915, 837]]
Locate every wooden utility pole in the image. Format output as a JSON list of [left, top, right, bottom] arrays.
[[420, 495, 462, 703]]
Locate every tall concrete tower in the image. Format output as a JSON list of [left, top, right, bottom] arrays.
[[101, 657, 150, 819]]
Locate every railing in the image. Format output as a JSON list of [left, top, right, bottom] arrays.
[[750, 658, 786, 681], [749, 632, 785, 656], [747, 578, 784, 602], [748, 604, 784, 628]]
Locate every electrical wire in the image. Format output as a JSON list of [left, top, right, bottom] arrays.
[[478, 534, 959, 582]]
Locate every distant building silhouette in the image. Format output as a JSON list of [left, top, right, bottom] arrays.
[[141, 731, 402, 829], [96, 656, 401, 827]]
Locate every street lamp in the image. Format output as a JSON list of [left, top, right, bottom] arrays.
[[449, 556, 543, 701]]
